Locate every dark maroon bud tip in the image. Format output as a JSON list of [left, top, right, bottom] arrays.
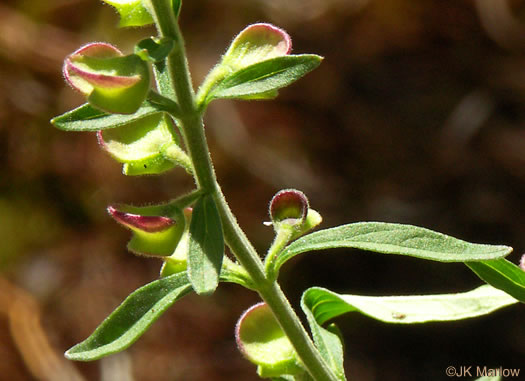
[[269, 189, 309, 225], [107, 205, 175, 233]]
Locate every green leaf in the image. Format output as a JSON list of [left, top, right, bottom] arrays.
[[466, 259, 525, 302], [101, 0, 154, 27], [236, 303, 304, 378], [51, 101, 162, 131], [65, 272, 192, 361], [135, 37, 175, 63], [272, 376, 314, 381], [206, 55, 322, 103], [274, 222, 513, 275], [301, 285, 517, 326], [153, 60, 176, 100], [173, 0, 182, 17], [301, 292, 347, 381], [188, 195, 224, 295]]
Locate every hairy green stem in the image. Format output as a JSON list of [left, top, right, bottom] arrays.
[[149, 1, 338, 380], [147, 90, 182, 115], [265, 225, 294, 279]]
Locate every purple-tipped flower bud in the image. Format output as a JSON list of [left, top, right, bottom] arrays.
[[269, 189, 309, 226], [63, 42, 150, 114], [520, 254, 525, 271], [107, 205, 175, 233], [107, 204, 184, 257], [226, 23, 292, 69], [64, 43, 140, 88], [196, 22, 294, 104]]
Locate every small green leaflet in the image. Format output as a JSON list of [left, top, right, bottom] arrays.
[[204, 55, 322, 105], [173, 0, 182, 18], [51, 101, 163, 131], [466, 258, 525, 302], [65, 272, 192, 361], [188, 195, 225, 295], [101, 0, 154, 27], [274, 222, 512, 275], [135, 37, 175, 63], [301, 284, 517, 326]]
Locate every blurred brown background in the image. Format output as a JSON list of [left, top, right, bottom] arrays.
[[0, 0, 524, 380]]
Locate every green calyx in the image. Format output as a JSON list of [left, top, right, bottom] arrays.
[[160, 207, 192, 276], [97, 113, 192, 176], [222, 23, 292, 71], [64, 42, 150, 114], [236, 303, 304, 378]]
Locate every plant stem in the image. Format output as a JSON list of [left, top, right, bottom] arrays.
[[265, 225, 294, 279], [149, 2, 338, 380]]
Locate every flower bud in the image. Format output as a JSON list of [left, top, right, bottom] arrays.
[[269, 189, 309, 227], [63, 42, 150, 114], [108, 204, 184, 256], [520, 254, 525, 272], [197, 23, 292, 104], [235, 302, 303, 378], [223, 23, 292, 71]]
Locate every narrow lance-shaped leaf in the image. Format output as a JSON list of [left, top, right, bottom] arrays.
[[302, 285, 517, 326], [466, 258, 525, 302], [205, 55, 322, 103], [301, 296, 346, 381], [274, 222, 512, 275], [188, 195, 225, 295], [65, 272, 192, 361], [51, 101, 163, 131]]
